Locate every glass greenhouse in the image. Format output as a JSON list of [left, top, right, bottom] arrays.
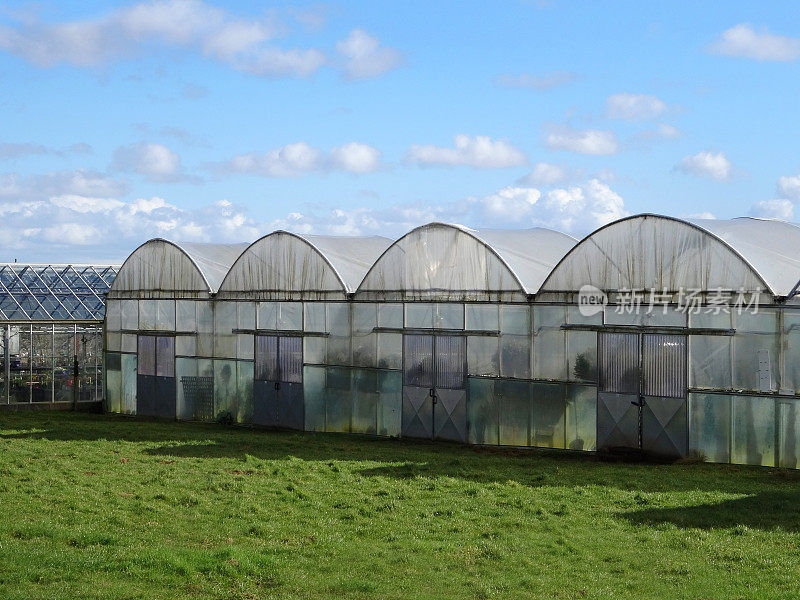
[[0, 263, 119, 404], [104, 214, 800, 469]]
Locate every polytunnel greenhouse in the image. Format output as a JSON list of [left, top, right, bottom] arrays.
[[104, 214, 800, 469]]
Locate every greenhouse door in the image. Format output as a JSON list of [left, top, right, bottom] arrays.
[[253, 335, 303, 430], [597, 332, 688, 459], [402, 335, 467, 442], [136, 335, 176, 418]]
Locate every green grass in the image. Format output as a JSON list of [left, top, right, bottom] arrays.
[[1, 413, 800, 599]]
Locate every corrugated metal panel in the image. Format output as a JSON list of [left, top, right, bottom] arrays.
[[279, 336, 303, 383], [138, 335, 156, 376], [599, 332, 638, 394], [435, 335, 465, 390], [156, 336, 175, 378], [255, 335, 277, 381], [642, 334, 686, 398]]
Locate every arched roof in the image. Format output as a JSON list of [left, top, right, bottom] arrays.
[[110, 239, 249, 298], [355, 223, 577, 301], [539, 214, 800, 298], [217, 231, 393, 300]]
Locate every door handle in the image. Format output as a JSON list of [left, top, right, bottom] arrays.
[[430, 388, 437, 404]]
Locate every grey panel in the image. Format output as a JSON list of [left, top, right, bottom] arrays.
[[253, 380, 278, 427], [255, 335, 278, 381], [137, 335, 156, 376], [597, 391, 640, 450], [434, 388, 467, 442], [642, 334, 686, 398], [642, 396, 688, 458], [403, 335, 433, 387], [599, 332, 639, 394], [156, 336, 175, 377], [435, 335, 466, 390], [279, 336, 303, 383], [402, 385, 433, 439], [278, 382, 304, 430]]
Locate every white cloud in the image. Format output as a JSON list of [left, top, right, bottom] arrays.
[[330, 142, 382, 174], [750, 199, 794, 220], [216, 141, 382, 177], [0, 169, 128, 200], [710, 24, 800, 62], [0, 0, 328, 78], [494, 71, 577, 90], [520, 162, 569, 186], [778, 174, 800, 201], [650, 124, 682, 139], [112, 142, 194, 183], [406, 134, 527, 169], [676, 151, 732, 182], [544, 126, 619, 155], [336, 29, 403, 80], [606, 93, 668, 120], [50, 194, 124, 213]]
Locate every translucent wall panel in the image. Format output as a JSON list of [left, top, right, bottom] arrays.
[[568, 331, 598, 383], [467, 336, 499, 377], [121, 300, 138, 330], [405, 303, 464, 329], [327, 303, 351, 366], [237, 361, 254, 424], [466, 305, 499, 331], [325, 366, 352, 433], [604, 305, 687, 327], [156, 300, 176, 330], [304, 303, 326, 332], [565, 384, 596, 451], [106, 332, 121, 353], [176, 357, 197, 420], [782, 311, 800, 394], [304, 366, 326, 432], [378, 304, 403, 328], [121, 334, 137, 353], [137, 336, 156, 376], [377, 333, 402, 369], [467, 378, 499, 445], [731, 395, 775, 467], [176, 301, 197, 332], [214, 359, 238, 419], [689, 311, 733, 390], [498, 379, 532, 447], [176, 335, 196, 357], [105, 300, 121, 332], [105, 352, 122, 412], [500, 305, 530, 379], [121, 353, 137, 413], [214, 302, 237, 359], [533, 306, 567, 380], [689, 393, 731, 463], [237, 302, 255, 360], [732, 310, 779, 392], [304, 336, 326, 365], [352, 303, 377, 367], [352, 369, 379, 434], [257, 302, 303, 330], [777, 400, 800, 469], [196, 301, 214, 357], [139, 300, 157, 330], [377, 371, 402, 436], [532, 382, 566, 449], [406, 303, 434, 328]]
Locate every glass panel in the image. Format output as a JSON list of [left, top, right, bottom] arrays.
[[121, 300, 138, 331], [500, 305, 528, 334], [378, 304, 403, 328], [303, 366, 326, 432], [325, 367, 351, 433], [500, 333, 530, 379], [176, 301, 196, 332], [52, 327, 70, 402], [237, 302, 255, 330], [278, 302, 303, 330], [532, 383, 566, 449], [105, 352, 122, 412], [467, 336, 499, 377], [176, 335, 197, 357], [642, 334, 686, 398], [304, 303, 326, 332], [599, 332, 639, 394], [137, 336, 156, 376], [257, 302, 278, 330], [237, 334, 253, 360], [466, 305, 499, 331], [304, 337, 326, 365], [436, 304, 464, 329], [689, 393, 731, 463], [732, 395, 775, 467], [121, 333, 137, 353], [533, 305, 567, 380], [498, 379, 532, 447], [106, 332, 122, 353], [214, 302, 237, 359], [565, 384, 596, 451], [255, 336, 278, 381], [156, 300, 175, 331], [352, 303, 377, 368], [377, 333, 402, 369], [175, 357, 197, 420], [783, 311, 800, 394], [139, 300, 157, 330], [213, 360, 238, 419], [377, 370, 402, 436], [468, 378, 498, 445], [156, 336, 174, 377], [406, 303, 434, 328], [279, 337, 303, 383], [732, 310, 779, 393], [436, 336, 465, 389], [403, 335, 433, 387], [568, 331, 598, 383], [690, 334, 732, 390], [327, 303, 351, 365]]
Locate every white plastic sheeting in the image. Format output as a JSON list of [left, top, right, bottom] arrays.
[[218, 231, 392, 300], [110, 239, 249, 298], [356, 223, 576, 302], [540, 215, 799, 299]]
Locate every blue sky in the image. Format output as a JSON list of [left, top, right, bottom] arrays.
[[1, 0, 800, 262]]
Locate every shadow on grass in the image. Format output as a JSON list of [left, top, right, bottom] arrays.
[[3, 412, 800, 496], [622, 490, 800, 532]]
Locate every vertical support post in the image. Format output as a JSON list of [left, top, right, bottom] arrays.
[[3, 325, 9, 404], [72, 324, 79, 410]]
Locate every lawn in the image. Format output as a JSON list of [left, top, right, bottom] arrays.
[[0, 413, 799, 599]]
